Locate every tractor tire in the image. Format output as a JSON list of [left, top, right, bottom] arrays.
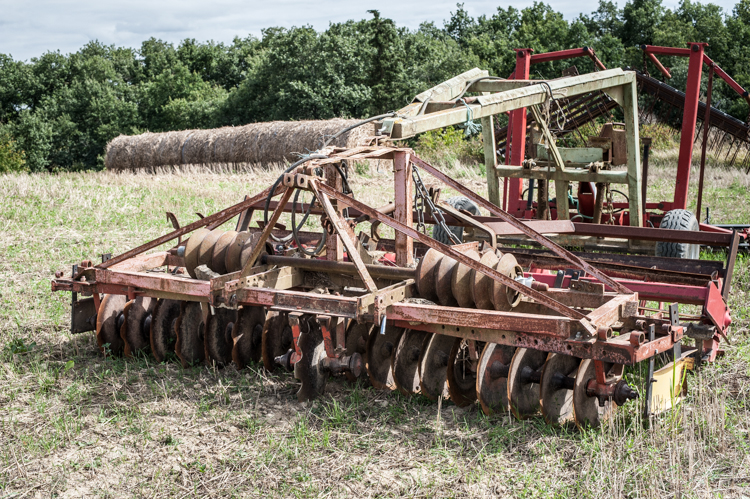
[[432, 196, 481, 245], [655, 209, 700, 259]]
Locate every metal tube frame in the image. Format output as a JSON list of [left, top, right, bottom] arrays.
[[51, 148, 734, 369]]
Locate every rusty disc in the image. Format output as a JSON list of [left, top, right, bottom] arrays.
[[121, 296, 155, 357], [446, 339, 483, 407], [573, 360, 622, 429], [451, 249, 480, 308], [211, 230, 237, 274], [175, 301, 206, 368], [294, 316, 328, 402], [239, 233, 270, 270], [224, 231, 252, 273], [261, 311, 294, 371], [96, 294, 127, 356], [204, 306, 237, 368], [418, 333, 454, 400], [344, 321, 373, 383], [150, 299, 181, 363], [491, 254, 524, 312], [507, 347, 548, 419], [231, 305, 266, 369], [366, 324, 403, 390], [540, 353, 581, 426], [416, 249, 443, 302], [198, 228, 225, 271], [476, 342, 516, 415], [392, 329, 431, 395], [184, 228, 210, 278], [119, 300, 134, 355], [435, 255, 458, 306], [470, 250, 500, 310]]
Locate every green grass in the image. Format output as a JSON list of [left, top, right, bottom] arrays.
[[0, 152, 748, 497]]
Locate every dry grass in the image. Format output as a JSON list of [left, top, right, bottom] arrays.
[[105, 120, 375, 172], [0, 149, 748, 498]]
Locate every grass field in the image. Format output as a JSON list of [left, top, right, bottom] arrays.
[[0, 151, 749, 498]]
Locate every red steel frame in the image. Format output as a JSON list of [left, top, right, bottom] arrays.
[[52, 148, 735, 367], [504, 44, 750, 227], [641, 43, 750, 212], [506, 47, 606, 215]]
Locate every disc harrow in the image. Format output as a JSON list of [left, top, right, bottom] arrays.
[[53, 70, 738, 430]]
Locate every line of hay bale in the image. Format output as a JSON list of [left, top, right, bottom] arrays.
[[105, 119, 374, 171]]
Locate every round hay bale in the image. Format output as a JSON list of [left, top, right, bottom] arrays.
[[104, 119, 375, 171]]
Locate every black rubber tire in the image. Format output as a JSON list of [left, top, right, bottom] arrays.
[[655, 209, 700, 259], [432, 196, 480, 245]]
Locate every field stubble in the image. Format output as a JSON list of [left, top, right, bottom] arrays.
[[0, 151, 748, 498]]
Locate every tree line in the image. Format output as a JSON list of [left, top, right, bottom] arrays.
[[2, 0, 750, 172]]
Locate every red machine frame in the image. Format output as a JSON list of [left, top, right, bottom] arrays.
[[503, 44, 750, 237]]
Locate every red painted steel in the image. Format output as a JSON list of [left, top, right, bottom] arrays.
[[507, 49, 532, 215], [315, 180, 590, 320], [412, 157, 632, 294], [530, 47, 606, 70], [674, 43, 707, 210], [527, 272, 709, 306], [393, 151, 414, 266], [704, 280, 731, 332], [646, 52, 672, 78]]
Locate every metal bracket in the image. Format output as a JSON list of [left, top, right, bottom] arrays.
[[356, 279, 415, 324]]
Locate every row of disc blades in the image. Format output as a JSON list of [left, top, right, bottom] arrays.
[[94, 292, 620, 427], [183, 228, 271, 278], [362, 320, 622, 428], [95, 294, 292, 371], [415, 247, 524, 311]]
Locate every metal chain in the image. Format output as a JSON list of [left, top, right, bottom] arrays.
[[414, 177, 426, 233], [606, 184, 615, 224], [412, 164, 462, 244]]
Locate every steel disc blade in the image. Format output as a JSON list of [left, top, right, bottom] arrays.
[[184, 228, 210, 278], [121, 296, 155, 357], [231, 305, 266, 369], [119, 300, 134, 355], [366, 324, 403, 390], [418, 333, 454, 400], [507, 348, 548, 419], [435, 255, 458, 306], [344, 321, 373, 383], [225, 232, 251, 273], [261, 311, 294, 371], [492, 254, 523, 312], [471, 250, 500, 310], [447, 339, 483, 407], [476, 342, 516, 416], [96, 294, 127, 356], [451, 249, 480, 308], [211, 230, 237, 274], [416, 249, 443, 302], [392, 329, 431, 395], [204, 306, 237, 368], [239, 233, 269, 269], [198, 228, 225, 270], [573, 360, 622, 429], [150, 299, 181, 363], [175, 301, 206, 368], [294, 316, 327, 402], [540, 354, 581, 426]]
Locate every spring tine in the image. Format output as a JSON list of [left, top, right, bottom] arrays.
[[729, 140, 742, 167], [724, 136, 737, 161]]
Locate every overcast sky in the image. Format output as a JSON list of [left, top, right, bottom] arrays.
[[0, 0, 740, 62]]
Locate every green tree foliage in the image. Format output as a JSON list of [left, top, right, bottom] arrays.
[[0, 126, 26, 173], [2, 0, 750, 171]]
